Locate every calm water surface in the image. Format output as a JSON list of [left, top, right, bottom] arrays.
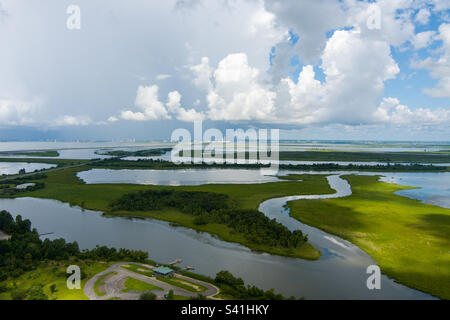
[[124, 151, 450, 167], [77, 168, 450, 209], [0, 141, 446, 300], [0, 162, 56, 175], [1, 141, 448, 161], [379, 172, 450, 209], [0, 169, 443, 299], [77, 168, 281, 185], [0, 197, 434, 300]]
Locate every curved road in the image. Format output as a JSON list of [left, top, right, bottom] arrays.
[[84, 262, 220, 300]]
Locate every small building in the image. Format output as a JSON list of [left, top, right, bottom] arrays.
[[153, 266, 174, 277]]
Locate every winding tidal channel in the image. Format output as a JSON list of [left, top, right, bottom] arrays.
[[0, 170, 438, 299]]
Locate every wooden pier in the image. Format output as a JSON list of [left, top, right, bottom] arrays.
[[168, 259, 182, 265]]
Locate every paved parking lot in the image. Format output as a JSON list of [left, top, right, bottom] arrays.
[[84, 262, 220, 300]]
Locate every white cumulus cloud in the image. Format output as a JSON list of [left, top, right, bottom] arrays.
[[412, 31, 437, 50], [374, 97, 450, 125], [120, 85, 204, 122], [412, 23, 450, 98], [166, 90, 205, 121], [121, 85, 171, 121], [416, 8, 431, 25], [156, 74, 172, 80], [0, 98, 41, 125], [54, 115, 92, 126], [205, 53, 276, 121], [189, 29, 402, 126]]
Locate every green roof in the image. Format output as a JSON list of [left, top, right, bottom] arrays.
[[153, 266, 174, 275]]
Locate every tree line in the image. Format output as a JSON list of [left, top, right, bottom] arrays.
[[0, 182, 45, 196], [0, 210, 148, 280], [97, 148, 172, 157], [92, 158, 448, 172], [109, 189, 308, 249], [0, 173, 48, 185], [0, 174, 48, 197], [214, 270, 297, 300], [0, 210, 291, 300]]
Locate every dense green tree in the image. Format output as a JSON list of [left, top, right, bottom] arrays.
[[110, 190, 308, 249], [27, 284, 48, 300], [50, 284, 57, 294], [11, 289, 27, 300], [139, 292, 157, 300], [215, 271, 244, 287], [94, 157, 447, 172], [213, 270, 288, 300], [0, 211, 148, 279]]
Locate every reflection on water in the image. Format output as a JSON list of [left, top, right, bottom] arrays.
[[124, 151, 450, 167], [0, 162, 56, 175], [0, 142, 174, 153], [0, 193, 434, 300], [77, 168, 281, 186], [0, 141, 448, 154], [0, 142, 174, 160], [77, 168, 450, 210], [379, 172, 450, 209], [0, 166, 445, 299]]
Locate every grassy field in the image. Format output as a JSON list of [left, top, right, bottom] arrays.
[[287, 175, 450, 299], [0, 260, 111, 300], [121, 264, 154, 277], [156, 276, 207, 293], [122, 277, 162, 292], [5, 164, 449, 298], [0, 158, 89, 166], [179, 149, 450, 163], [277, 150, 450, 163], [15, 167, 332, 259], [24, 167, 333, 210]]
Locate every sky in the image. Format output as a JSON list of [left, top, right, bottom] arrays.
[[0, 0, 449, 141]]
